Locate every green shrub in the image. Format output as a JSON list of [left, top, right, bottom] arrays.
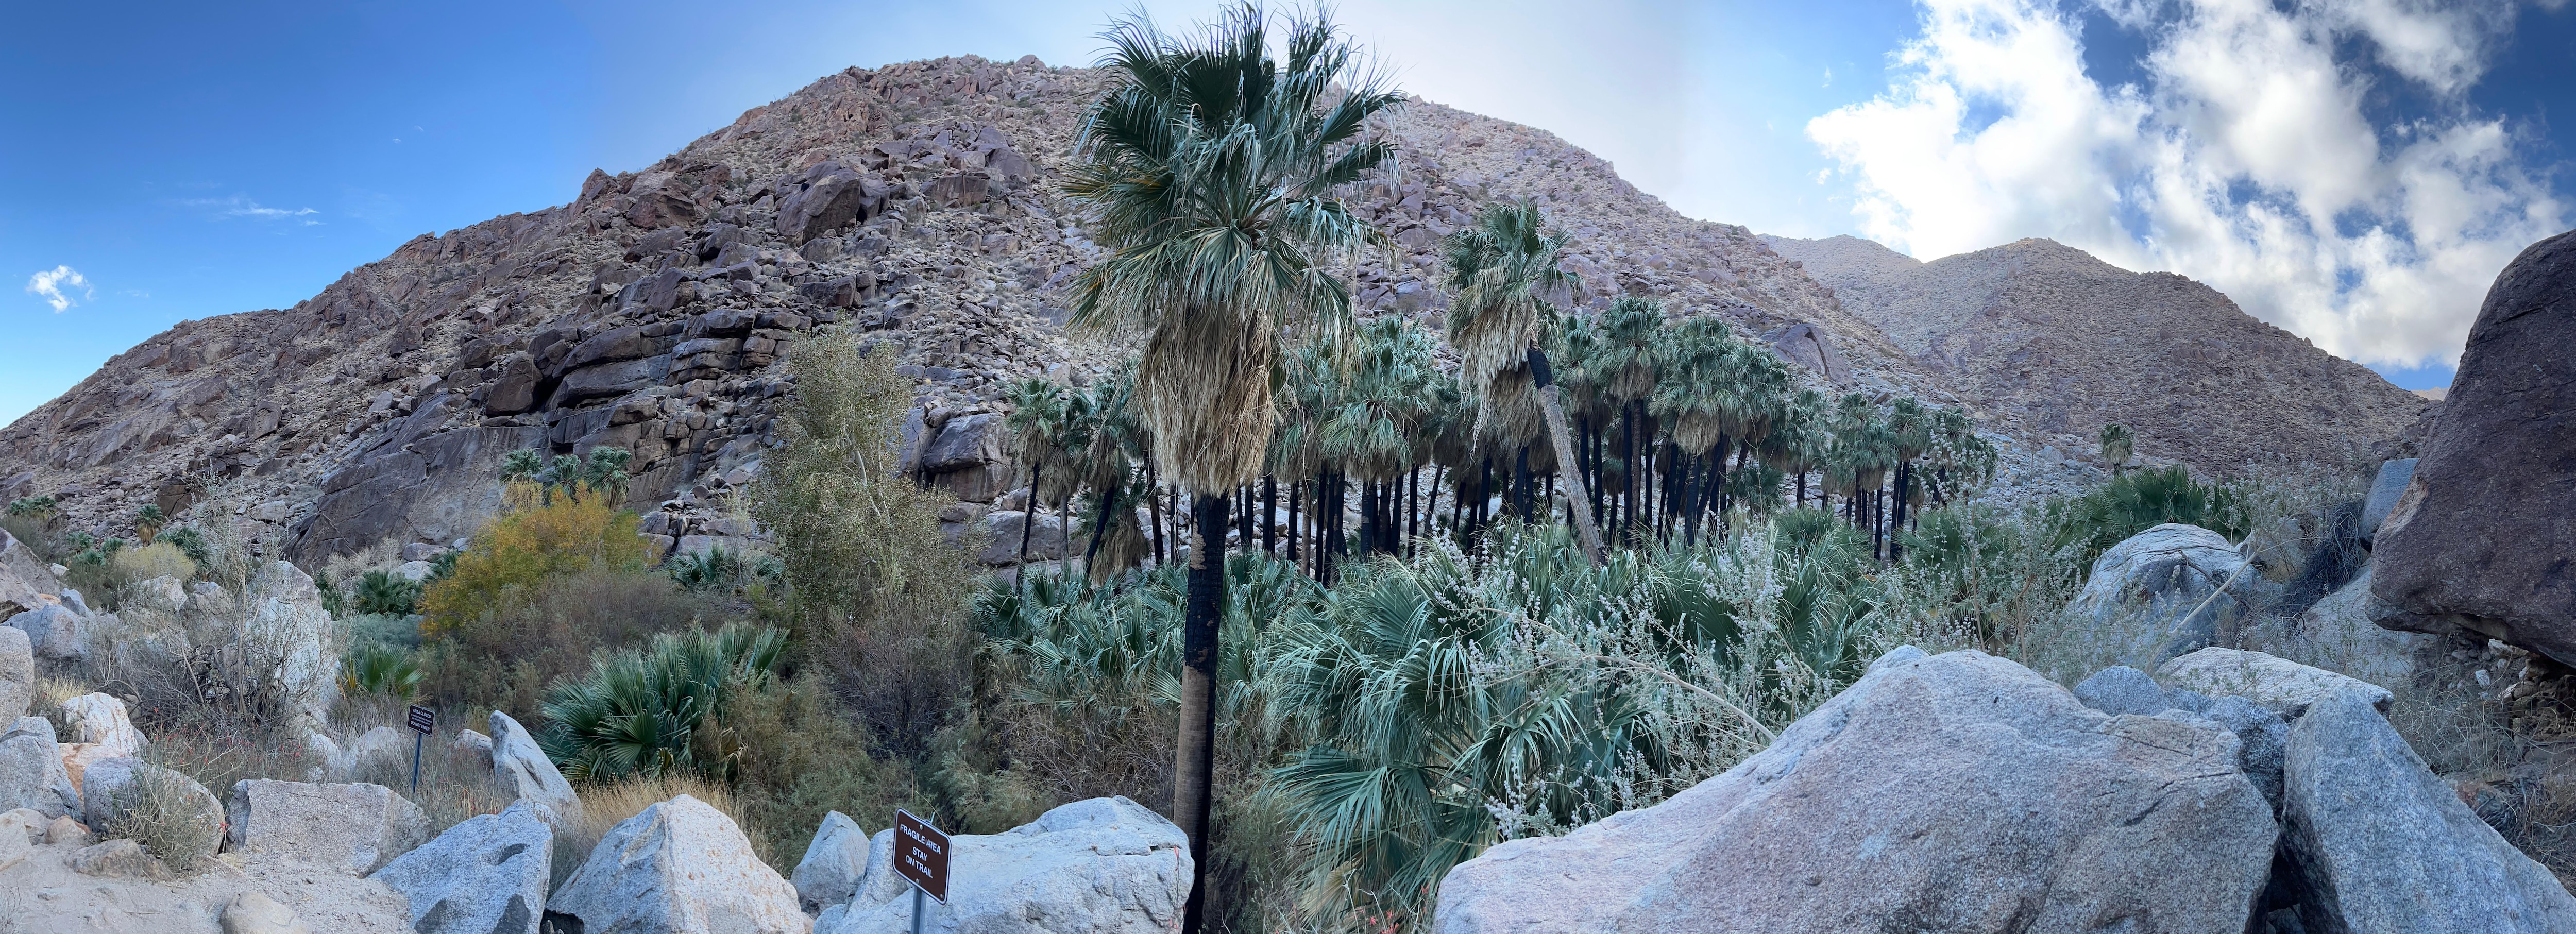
[[342, 644, 425, 702], [537, 624, 786, 782], [352, 569, 423, 616], [154, 525, 212, 566], [2042, 465, 2251, 570], [111, 540, 197, 585], [420, 566, 729, 714]]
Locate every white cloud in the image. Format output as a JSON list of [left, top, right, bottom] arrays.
[[184, 195, 321, 220], [1806, 0, 2566, 368], [25, 265, 92, 312]]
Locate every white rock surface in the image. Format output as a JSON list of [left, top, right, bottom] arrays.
[[548, 793, 808, 934], [822, 796, 1191, 934], [81, 757, 224, 866], [12, 603, 90, 661], [222, 891, 313, 934], [2287, 565, 2442, 688], [487, 710, 582, 827], [224, 779, 430, 875], [2158, 647, 2393, 717], [794, 810, 871, 914], [370, 799, 553, 934], [244, 561, 337, 720], [62, 691, 146, 757], [1434, 647, 2278, 933]]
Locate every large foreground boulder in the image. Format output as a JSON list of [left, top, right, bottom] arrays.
[[547, 794, 806, 934], [0, 719, 79, 818], [2372, 230, 2575, 666], [819, 796, 1190, 933], [2287, 566, 2443, 688], [1434, 648, 2277, 933], [2281, 692, 2576, 931], [82, 756, 223, 868], [2060, 523, 2270, 665], [224, 779, 430, 875], [370, 799, 553, 934], [243, 562, 337, 719]]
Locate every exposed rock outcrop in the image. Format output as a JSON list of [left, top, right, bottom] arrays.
[[488, 710, 582, 827], [793, 810, 870, 915], [370, 799, 553, 934], [2371, 229, 2576, 667], [819, 796, 1190, 934], [548, 793, 806, 934], [224, 779, 430, 876], [1434, 648, 2277, 933], [2058, 523, 2270, 667]]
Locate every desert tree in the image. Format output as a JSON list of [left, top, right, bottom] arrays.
[[1060, 6, 1401, 927], [2098, 422, 2135, 477]]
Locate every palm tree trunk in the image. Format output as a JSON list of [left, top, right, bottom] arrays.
[[1529, 350, 1602, 562], [1890, 462, 1908, 562], [1019, 461, 1042, 565], [1262, 476, 1277, 557], [1174, 490, 1228, 934], [1147, 466, 1165, 565], [1287, 481, 1301, 562], [1084, 483, 1120, 563]]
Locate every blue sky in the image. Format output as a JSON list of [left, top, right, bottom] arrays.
[[5, 1, 2569, 422]]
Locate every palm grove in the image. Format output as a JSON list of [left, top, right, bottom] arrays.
[[1017, 7, 1997, 931]]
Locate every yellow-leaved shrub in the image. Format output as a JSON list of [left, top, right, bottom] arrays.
[[420, 486, 654, 637]]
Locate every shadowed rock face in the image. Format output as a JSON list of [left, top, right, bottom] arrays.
[[2370, 229, 2576, 666], [1767, 234, 2425, 474]]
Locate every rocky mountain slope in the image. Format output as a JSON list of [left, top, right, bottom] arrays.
[[1764, 234, 2426, 473], [0, 54, 2406, 562]]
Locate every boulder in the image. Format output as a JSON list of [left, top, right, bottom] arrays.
[[548, 794, 806, 934], [2359, 458, 2415, 541], [776, 160, 889, 245], [1433, 648, 2277, 933], [224, 779, 430, 875], [976, 511, 1069, 566], [0, 527, 56, 621], [370, 799, 553, 934], [488, 711, 582, 827], [82, 757, 224, 867], [823, 796, 1190, 934], [12, 603, 89, 662], [47, 812, 87, 845], [61, 692, 145, 756], [1760, 322, 1851, 385], [243, 562, 336, 719], [221, 891, 313, 934], [2157, 647, 2392, 718], [451, 728, 494, 773], [2372, 230, 2576, 666], [920, 412, 1006, 473], [0, 729, 80, 818], [793, 810, 869, 914], [70, 836, 171, 879], [127, 575, 188, 614], [0, 624, 29, 720], [345, 725, 407, 772], [2063, 524, 2272, 666], [2289, 566, 2443, 688], [2280, 691, 2576, 931], [0, 806, 40, 843]]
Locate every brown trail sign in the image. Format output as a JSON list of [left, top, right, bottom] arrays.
[[896, 808, 951, 907]]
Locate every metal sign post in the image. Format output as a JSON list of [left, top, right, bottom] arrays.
[[405, 705, 435, 796], [893, 809, 951, 934]]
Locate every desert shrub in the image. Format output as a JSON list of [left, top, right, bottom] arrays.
[[351, 568, 422, 615], [668, 544, 782, 595], [155, 525, 212, 567], [98, 766, 222, 873], [342, 611, 421, 651], [753, 328, 978, 753], [419, 566, 731, 714], [2041, 465, 2253, 571], [538, 625, 786, 782], [726, 679, 923, 871], [342, 712, 514, 839], [111, 540, 198, 584], [419, 492, 655, 636]]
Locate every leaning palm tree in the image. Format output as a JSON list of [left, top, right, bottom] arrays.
[[1061, 8, 1401, 927], [1442, 200, 1605, 562], [2098, 422, 2136, 477], [1003, 378, 1071, 565]]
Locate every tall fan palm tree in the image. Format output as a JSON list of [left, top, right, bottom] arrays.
[[1061, 8, 1400, 927], [1592, 296, 1664, 540], [1764, 388, 1832, 509], [1884, 396, 1931, 558], [1003, 378, 1071, 565], [1925, 405, 1996, 506], [1443, 200, 1605, 562]]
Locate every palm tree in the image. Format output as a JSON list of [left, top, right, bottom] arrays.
[[1764, 388, 1831, 509], [1443, 201, 1605, 562], [1592, 297, 1664, 541], [1004, 378, 1071, 566], [1924, 405, 1995, 506], [1061, 8, 1400, 926], [1884, 397, 1931, 559], [2098, 422, 2135, 477]]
